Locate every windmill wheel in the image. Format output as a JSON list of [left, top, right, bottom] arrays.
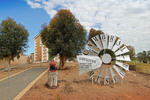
[[77, 34, 131, 85]]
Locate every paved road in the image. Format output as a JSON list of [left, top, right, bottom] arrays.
[[0, 67, 48, 100]]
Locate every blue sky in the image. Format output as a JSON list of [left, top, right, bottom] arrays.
[[0, 0, 50, 55], [1, 0, 150, 55]]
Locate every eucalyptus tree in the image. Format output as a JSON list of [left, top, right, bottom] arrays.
[[41, 9, 86, 69], [0, 17, 29, 69]]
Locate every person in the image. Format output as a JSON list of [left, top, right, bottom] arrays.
[[48, 60, 58, 88], [49, 60, 56, 72]]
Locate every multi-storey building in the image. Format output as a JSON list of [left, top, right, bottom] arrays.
[[33, 33, 49, 62], [33, 34, 60, 62]]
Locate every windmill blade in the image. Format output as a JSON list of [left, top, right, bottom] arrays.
[[97, 67, 104, 77], [100, 34, 108, 49], [110, 67, 118, 84], [88, 69, 98, 78], [95, 68, 104, 83], [104, 68, 109, 85], [86, 41, 100, 54], [116, 55, 131, 61], [108, 35, 117, 50], [113, 65, 125, 79], [77, 55, 102, 75], [95, 76, 101, 83], [115, 61, 129, 71], [83, 49, 98, 56], [115, 46, 129, 56], [112, 39, 123, 52], [92, 35, 103, 50]]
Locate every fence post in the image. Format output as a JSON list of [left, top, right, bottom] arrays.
[[25, 63, 27, 70], [25, 63, 27, 75], [41, 60, 42, 67], [8, 68, 10, 86], [34, 60, 36, 67], [40, 60, 42, 67]]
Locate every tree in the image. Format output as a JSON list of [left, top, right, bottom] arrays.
[[137, 51, 148, 63], [127, 45, 135, 60], [41, 9, 86, 69], [148, 50, 150, 62], [88, 28, 104, 40], [0, 17, 29, 69]]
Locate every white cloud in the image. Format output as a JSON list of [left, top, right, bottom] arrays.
[[27, 0, 42, 8], [26, 0, 150, 53]]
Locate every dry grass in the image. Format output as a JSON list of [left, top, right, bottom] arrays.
[[127, 60, 150, 74], [136, 63, 150, 74]]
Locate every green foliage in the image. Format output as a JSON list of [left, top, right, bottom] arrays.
[[88, 28, 104, 41], [0, 17, 29, 60], [41, 9, 86, 60], [148, 50, 150, 61], [137, 51, 149, 63], [48, 49, 54, 60], [126, 45, 135, 60]]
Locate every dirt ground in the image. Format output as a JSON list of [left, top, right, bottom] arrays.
[[21, 62, 150, 100]]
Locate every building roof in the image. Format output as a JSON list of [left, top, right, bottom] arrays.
[[33, 33, 40, 40]]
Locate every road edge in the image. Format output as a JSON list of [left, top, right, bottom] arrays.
[[13, 68, 48, 100]]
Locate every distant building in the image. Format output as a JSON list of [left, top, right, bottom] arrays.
[[30, 53, 34, 62], [0, 54, 30, 68], [33, 34, 60, 62], [33, 34, 49, 62]]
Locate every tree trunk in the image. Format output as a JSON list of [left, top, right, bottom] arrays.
[[59, 56, 67, 69], [4, 57, 11, 69], [58, 58, 62, 69]]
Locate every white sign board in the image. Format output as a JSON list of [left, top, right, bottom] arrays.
[[108, 35, 116, 50], [78, 34, 131, 85], [88, 69, 98, 78], [95, 76, 101, 83], [86, 41, 100, 54], [113, 65, 125, 79], [116, 55, 131, 61], [104, 68, 109, 85], [110, 67, 118, 84], [77, 55, 102, 75], [98, 67, 104, 77], [92, 35, 103, 50], [115, 61, 129, 71], [115, 46, 129, 56], [95, 68, 104, 83], [100, 34, 108, 49], [112, 39, 123, 52]]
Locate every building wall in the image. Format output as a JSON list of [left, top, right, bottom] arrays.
[[42, 45, 48, 62], [11, 55, 30, 65], [34, 34, 48, 62], [34, 35, 42, 62], [54, 54, 60, 62], [0, 55, 30, 68], [30, 53, 34, 62]]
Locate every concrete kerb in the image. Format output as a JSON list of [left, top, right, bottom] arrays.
[[13, 68, 48, 100]]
